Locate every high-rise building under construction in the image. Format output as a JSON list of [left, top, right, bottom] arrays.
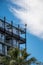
[[0, 17, 27, 56]]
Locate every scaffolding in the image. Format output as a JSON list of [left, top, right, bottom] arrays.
[[0, 17, 27, 56]]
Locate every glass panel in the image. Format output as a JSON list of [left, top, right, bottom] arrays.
[[0, 34, 4, 43], [5, 46, 7, 55], [0, 44, 2, 53], [2, 45, 7, 55], [13, 39, 17, 47], [2, 45, 5, 55]]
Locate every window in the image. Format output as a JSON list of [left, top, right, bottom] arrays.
[[0, 34, 4, 42], [13, 39, 17, 47], [5, 46, 7, 55], [2, 45, 7, 55], [2, 45, 5, 55]]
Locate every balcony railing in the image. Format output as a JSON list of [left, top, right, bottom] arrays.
[[0, 27, 26, 43], [0, 38, 12, 46]]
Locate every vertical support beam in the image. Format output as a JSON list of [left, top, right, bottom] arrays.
[[4, 17, 6, 43], [4, 17, 6, 31], [25, 24, 27, 51], [18, 24, 20, 49], [11, 21, 13, 46]]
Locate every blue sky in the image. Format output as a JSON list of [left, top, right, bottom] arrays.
[[0, 0, 43, 62]]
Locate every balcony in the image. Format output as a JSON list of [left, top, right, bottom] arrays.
[[0, 27, 26, 44]]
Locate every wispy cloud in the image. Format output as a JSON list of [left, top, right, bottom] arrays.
[[9, 0, 43, 38]]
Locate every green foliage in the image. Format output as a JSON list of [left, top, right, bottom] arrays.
[[21, 49, 30, 60], [8, 47, 20, 60], [0, 56, 10, 65], [0, 47, 37, 65]]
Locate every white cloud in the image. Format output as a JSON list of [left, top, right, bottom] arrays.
[[9, 0, 43, 38]]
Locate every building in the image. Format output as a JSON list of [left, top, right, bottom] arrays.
[[0, 17, 27, 56]]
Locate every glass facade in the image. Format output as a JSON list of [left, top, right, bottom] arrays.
[[0, 18, 26, 56]]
